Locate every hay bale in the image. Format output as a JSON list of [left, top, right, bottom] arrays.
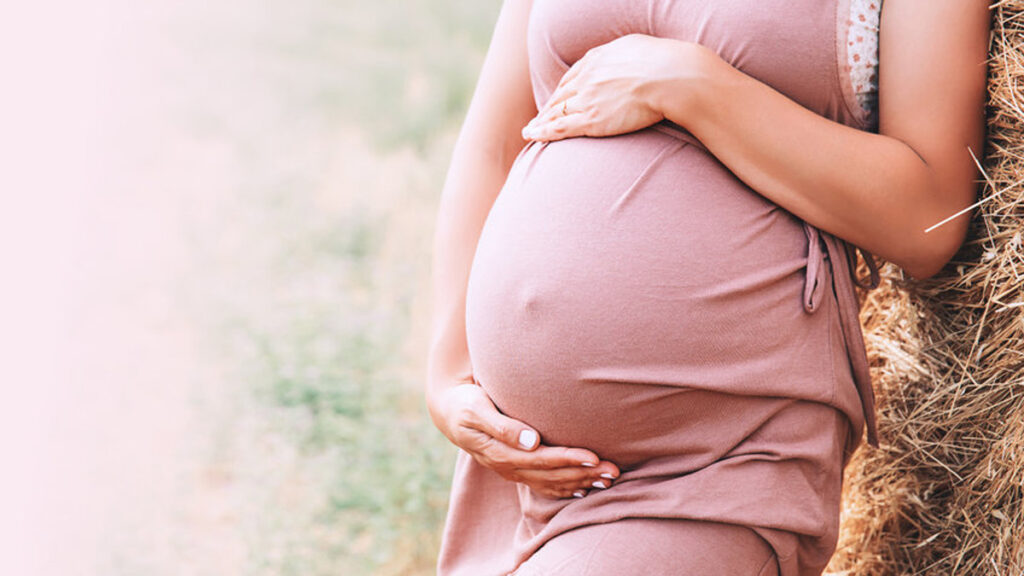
[[826, 2, 1024, 574]]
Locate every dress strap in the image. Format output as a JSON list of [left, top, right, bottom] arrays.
[[801, 221, 880, 448]]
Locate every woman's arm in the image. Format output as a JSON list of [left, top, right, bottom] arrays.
[[427, 0, 536, 401], [659, 0, 991, 280], [427, 0, 620, 499], [523, 0, 991, 280]]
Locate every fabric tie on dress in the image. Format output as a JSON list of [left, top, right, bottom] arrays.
[[802, 221, 881, 448]]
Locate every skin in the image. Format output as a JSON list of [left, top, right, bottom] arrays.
[[428, 0, 991, 499]]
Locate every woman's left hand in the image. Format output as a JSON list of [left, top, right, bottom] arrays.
[[521, 34, 709, 142]]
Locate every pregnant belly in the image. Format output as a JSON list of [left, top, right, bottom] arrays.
[[464, 127, 835, 468]]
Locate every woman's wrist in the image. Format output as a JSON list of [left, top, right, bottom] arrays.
[[640, 38, 728, 131], [425, 379, 456, 432], [425, 370, 478, 442]]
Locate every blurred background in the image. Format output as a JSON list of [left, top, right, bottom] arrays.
[[0, 1, 502, 574]]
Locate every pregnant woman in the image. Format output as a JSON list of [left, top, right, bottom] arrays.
[[426, 1, 989, 574]]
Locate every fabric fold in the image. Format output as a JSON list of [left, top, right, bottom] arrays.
[[801, 220, 881, 447]]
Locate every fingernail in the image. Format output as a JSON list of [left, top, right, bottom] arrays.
[[592, 481, 607, 489], [518, 429, 538, 449], [580, 462, 596, 468], [522, 127, 537, 139], [573, 491, 586, 498], [600, 473, 615, 480]]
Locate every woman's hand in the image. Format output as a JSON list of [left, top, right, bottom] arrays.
[[432, 382, 621, 499], [521, 34, 710, 142]]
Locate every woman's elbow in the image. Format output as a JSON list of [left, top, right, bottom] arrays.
[[903, 218, 971, 280], [903, 258, 946, 282]]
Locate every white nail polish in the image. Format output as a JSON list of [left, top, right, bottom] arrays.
[[592, 481, 607, 489], [518, 429, 538, 449], [580, 462, 596, 468], [600, 473, 615, 480], [573, 491, 585, 498]]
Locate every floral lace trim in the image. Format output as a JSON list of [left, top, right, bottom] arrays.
[[843, 0, 881, 124]]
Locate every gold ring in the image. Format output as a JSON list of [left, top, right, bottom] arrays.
[[561, 100, 568, 116]]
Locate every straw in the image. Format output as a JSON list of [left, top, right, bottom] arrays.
[[826, 2, 1024, 574]]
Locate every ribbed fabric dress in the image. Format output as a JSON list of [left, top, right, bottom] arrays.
[[439, 1, 883, 575]]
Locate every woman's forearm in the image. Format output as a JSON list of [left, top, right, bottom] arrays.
[[425, 0, 537, 435], [426, 131, 520, 433], [651, 42, 972, 280]]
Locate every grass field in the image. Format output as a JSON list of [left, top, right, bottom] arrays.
[[174, 1, 504, 573], [48, 1, 503, 574]]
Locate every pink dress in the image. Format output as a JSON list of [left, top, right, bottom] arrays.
[[439, 1, 883, 574]]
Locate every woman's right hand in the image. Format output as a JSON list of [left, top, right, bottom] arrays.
[[432, 382, 621, 500]]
